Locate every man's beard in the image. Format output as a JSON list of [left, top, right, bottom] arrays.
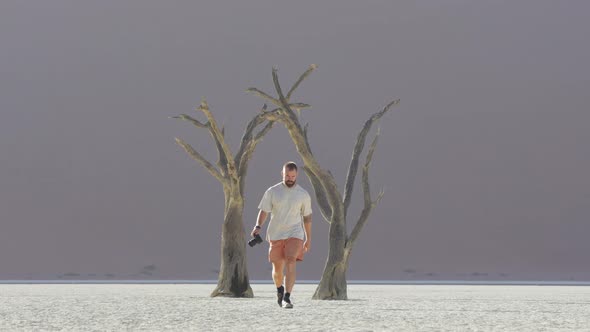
[[284, 180, 296, 187]]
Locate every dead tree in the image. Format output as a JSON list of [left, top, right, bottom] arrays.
[[173, 96, 310, 297], [172, 100, 273, 297], [248, 65, 399, 299]]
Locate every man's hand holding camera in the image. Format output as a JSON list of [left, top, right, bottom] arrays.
[[251, 225, 261, 237], [248, 225, 263, 247]]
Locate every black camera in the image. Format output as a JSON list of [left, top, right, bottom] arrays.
[[248, 234, 263, 247]]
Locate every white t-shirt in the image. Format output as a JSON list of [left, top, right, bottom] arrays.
[[258, 182, 312, 241]]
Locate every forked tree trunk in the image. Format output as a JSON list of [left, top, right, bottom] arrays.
[[248, 65, 399, 300], [210, 195, 253, 297]]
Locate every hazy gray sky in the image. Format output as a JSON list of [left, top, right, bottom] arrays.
[[1, 0, 589, 280]]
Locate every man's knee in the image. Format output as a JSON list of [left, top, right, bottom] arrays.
[[285, 256, 297, 264], [271, 260, 285, 269]]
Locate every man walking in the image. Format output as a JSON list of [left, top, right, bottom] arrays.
[[252, 161, 312, 308]]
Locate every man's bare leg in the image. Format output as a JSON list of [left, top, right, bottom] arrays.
[[283, 257, 297, 308], [272, 260, 285, 288], [285, 257, 297, 293], [272, 260, 285, 307]]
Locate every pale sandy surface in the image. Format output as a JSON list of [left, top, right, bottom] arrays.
[[1, 284, 589, 331]]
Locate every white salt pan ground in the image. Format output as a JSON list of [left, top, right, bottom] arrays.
[[1, 284, 589, 331]]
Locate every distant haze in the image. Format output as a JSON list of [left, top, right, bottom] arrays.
[[1, 1, 589, 281]]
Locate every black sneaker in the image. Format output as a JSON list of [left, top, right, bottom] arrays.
[[283, 292, 293, 309], [277, 286, 284, 307]]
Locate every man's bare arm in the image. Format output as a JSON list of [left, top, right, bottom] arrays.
[[252, 210, 268, 236]]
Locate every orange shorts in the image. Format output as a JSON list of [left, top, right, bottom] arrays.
[[268, 238, 305, 262]]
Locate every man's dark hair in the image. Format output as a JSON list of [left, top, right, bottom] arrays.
[[283, 161, 298, 172]]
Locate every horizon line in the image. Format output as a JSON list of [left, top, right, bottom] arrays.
[[1, 279, 590, 286]]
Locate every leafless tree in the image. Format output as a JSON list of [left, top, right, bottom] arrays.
[[172, 100, 273, 297], [173, 95, 311, 297], [248, 65, 399, 299]]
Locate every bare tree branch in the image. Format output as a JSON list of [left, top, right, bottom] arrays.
[[254, 120, 274, 141], [262, 108, 282, 120], [198, 100, 237, 179], [218, 126, 229, 174], [237, 119, 275, 196], [303, 123, 313, 155], [286, 64, 318, 100], [172, 108, 230, 177], [272, 67, 290, 110], [172, 109, 229, 177], [246, 88, 280, 106], [363, 130, 379, 206], [235, 116, 270, 176], [213, 131, 229, 177], [347, 130, 381, 248], [175, 137, 225, 183], [272, 67, 305, 133], [244, 88, 311, 113], [171, 114, 208, 128], [233, 104, 277, 194], [303, 165, 332, 223], [290, 103, 311, 109], [342, 99, 399, 218], [235, 111, 267, 171]]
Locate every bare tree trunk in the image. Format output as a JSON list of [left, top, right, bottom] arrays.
[[312, 222, 349, 300], [210, 195, 253, 297]]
